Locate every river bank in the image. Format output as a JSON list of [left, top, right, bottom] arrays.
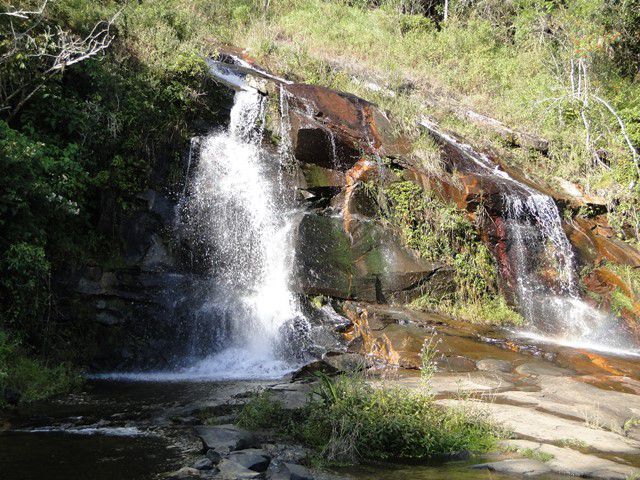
[[2, 304, 639, 480]]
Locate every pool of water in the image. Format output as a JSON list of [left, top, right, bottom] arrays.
[[0, 430, 179, 480], [0, 379, 273, 480]]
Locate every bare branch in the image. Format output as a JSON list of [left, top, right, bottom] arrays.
[[593, 94, 640, 175], [0, 0, 48, 19], [45, 9, 122, 73]]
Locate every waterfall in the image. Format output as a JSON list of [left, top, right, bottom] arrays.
[[97, 89, 311, 381], [177, 89, 308, 379], [421, 120, 638, 355]]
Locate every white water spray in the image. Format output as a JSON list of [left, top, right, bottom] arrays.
[[102, 89, 309, 381]]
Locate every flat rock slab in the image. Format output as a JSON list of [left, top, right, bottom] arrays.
[[392, 371, 514, 394], [476, 358, 512, 373], [435, 355, 477, 373], [504, 439, 640, 479], [228, 449, 271, 472], [438, 399, 640, 454], [495, 375, 640, 432], [216, 459, 261, 479], [473, 458, 551, 476], [195, 424, 255, 455], [515, 361, 573, 377]]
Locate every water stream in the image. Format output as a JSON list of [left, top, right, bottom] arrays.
[[421, 120, 638, 356]]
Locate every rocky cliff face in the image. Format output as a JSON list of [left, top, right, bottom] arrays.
[[69, 49, 640, 370], [244, 52, 640, 347], [57, 98, 236, 370]]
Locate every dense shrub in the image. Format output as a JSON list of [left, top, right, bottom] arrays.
[[0, 0, 230, 403], [238, 375, 502, 464], [0, 331, 81, 408]]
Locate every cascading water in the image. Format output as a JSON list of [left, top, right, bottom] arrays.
[[503, 192, 637, 355], [177, 88, 309, 379], [421, 119, 638, 356], [97, 88, 311, 381], [502, 193, 631, 351]]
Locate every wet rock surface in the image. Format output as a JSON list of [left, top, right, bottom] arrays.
[[476, 358, 513, 373], [502, 440, 640, 479]]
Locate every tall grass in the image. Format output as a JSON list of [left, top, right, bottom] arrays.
[[219, 0, 639, 243]]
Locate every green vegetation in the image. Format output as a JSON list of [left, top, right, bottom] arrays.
[[381, 180, 522, 325], [611, 287, 635, 315], [558, 437, 588, 449], [237, 389, 284, 430], [238, 374, 502, 464], [1, 0, 229, 404], [504, 445, 555, 463], [419, 334, 440, 381], [606, 262, 640, 298], [233, 0, 640, 245], [520, 448, 554, 463], [0, 332, 80, 408]]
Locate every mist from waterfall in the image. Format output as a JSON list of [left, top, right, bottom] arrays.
[[502, 194, 637, 355]]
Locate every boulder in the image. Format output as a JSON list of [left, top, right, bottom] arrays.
[[323, 352, 368, 373], [294, 213, 451, 302], [291, 353, 367, 381], [291, 360, 340, 380], [283, 83, 409, 171], [228, 449, 271, 472], [268, 383, 312, 410], [195, 425, 256, 455], [206, 449, 222, 463], [271, 463, 316, 480], [216, 459, 261, 479], [192, 458, 213, 471]]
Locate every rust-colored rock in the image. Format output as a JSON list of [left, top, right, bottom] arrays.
[[283, 83, 410, 170], [566, 217, 640, 268]]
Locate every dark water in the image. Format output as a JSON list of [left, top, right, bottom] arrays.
[[0, 430, 178, 480], [0, 380, 271, 480], [1, 364, 630, 480]]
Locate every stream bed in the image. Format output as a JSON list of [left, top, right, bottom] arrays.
[[0, 375, 572, 480]]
